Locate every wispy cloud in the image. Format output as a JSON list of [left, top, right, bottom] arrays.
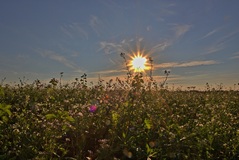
[[172, 24, 191, 38], [150, 41, 171, 53], [92, 69, 125, 75], [138, 37, 144, 42], [229, 51, 239, 59], [219, 29, 239, 43], [230, 55, 239, 59], [155, 60, 219, 69], [202, 29, 239, 55], [98, 23, 190, 56], [204, 43, 225, 55], [146, 24, 191, 54], [98, 41, 123, 55], [99, 37, 156, 55], [38, 50, 84, 72], [146, 25, 152, 31], [161, 8, 175, 16], [61, 23, 88, 39], [108, 58, 117, 65], [90, 15, 103, 36], [58, 46, 81, 57], [200, 27, 223, 40]]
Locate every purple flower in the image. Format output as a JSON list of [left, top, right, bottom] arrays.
[[89, 105, 97, 113]]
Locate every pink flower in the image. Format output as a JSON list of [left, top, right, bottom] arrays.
[[89, 105, 97, 113]]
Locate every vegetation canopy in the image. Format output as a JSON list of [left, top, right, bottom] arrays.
[[0, 72, 239, 159]]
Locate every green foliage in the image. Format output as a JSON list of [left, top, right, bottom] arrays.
[[0, 75, 239, 159], [0, 103, 11, 123]]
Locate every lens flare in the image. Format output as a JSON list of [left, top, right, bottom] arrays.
[[130, 53, 148, 72]]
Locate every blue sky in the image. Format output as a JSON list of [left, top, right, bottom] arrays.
[[0, 0, 239, 89]]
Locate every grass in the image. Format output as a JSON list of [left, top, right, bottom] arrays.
[[0, 74, 239, 159]]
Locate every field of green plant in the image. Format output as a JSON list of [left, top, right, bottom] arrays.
[[0, 74, 239, 159]]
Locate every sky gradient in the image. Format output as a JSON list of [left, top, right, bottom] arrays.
[[0, 0, 239, 89]]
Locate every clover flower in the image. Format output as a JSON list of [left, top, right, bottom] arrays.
[[89, 105, 97, 113]]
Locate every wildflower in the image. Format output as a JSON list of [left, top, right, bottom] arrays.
[[77, 112, 83, 117], [105, 119, 111, 125], [123, 148, 132, 158], [89, 105, 97, 113], [149, 141, 156, 148]]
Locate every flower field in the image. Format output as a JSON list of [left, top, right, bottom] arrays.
[[0, 75, 239, 159]]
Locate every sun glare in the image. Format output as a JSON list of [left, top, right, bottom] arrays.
[[130, 54, 147, 72]]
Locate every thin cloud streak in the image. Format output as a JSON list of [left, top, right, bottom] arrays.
[[61, 23, 88, 40], [229, 52, 239, 59], [150, 41, 171, 53], [98, 41, 123, 55], [230, 55, 239, 59], [204, 43, 225, 55], [147, 24, 192, 55], [155, 60, 219, 68], [200, 27, 222, 40], [92, 69, 125, 75], [98, 23, 191, 56], [90, 15, 103, 36], [203, 28, 239, 55], [39, 50, 84, 72], [172, 24, 191, 38]]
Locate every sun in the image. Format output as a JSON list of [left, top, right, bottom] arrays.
[[130, 54, 147, 72]]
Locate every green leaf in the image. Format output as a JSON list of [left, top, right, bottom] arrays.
[[1, 116, 8, 123], [123, 132, 126, 138], [146, 144, 151, 154], [45, 113, 56, 120], [65, 116, 75, 122], [112, 111, 118, 126], [0, 103, 11, 118], [144, 119, 151, 130], [5, 109, 11, 117], [0, 86, 4, 97]]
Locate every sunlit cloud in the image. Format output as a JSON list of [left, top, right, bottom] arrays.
[[98, 38, 142, 55], [176, 60, 219, 67], [99, 37, 167, 56], [92, 69, 125, 75], [155, 60, 219, 69], [120, 38, 135, 45], [39, 50, 84, 72]]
